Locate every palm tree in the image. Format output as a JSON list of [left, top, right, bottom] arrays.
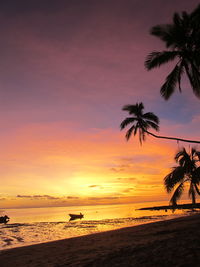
[[164, 147, 200, 206], [120, 102, 159, 144], [145, 5, 200, 100], [120, 102, 200, 144]]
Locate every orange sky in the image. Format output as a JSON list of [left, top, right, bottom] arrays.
[[0, 121, 199, 208]]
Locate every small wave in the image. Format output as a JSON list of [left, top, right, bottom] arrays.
[[64, 223, 97, 229], [1, 223, 31, 229], [12, 236, 24, 242], [133, 215, 167, 220], [2, 238, 14, 247]]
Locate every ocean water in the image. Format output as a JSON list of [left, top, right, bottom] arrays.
[[0, 201, 190, 250]]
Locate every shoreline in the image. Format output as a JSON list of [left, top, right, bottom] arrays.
[[0, 214, 200, 266], [0, 212, 185, 251], [138, 203, 200, 211]]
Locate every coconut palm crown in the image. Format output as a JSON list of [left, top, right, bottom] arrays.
[[164, 147, 200, 206], [120, 102, 200, 144], [120, 102, 159, 144], [145, 4, 200, 100]]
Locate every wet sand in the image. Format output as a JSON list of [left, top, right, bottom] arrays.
[[0, 214, 200, 266]]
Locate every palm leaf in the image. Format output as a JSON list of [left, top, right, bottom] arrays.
[[125, 126, 135, 141], [139, 128, 146, 144], [142, 112, 159, 124], [122, 103, 144, 115], [150, 25, 176, 48], [175, 148, 195, 172], [145, 120, 159, 131], [133, 124, 138, 136], [164, 166, 185, 193], [173, 13, 182, 27], [189, 62, 200, 98], [194, 151, 200, 161], [192, 167, 200, 184], [160, 63, 184, 100], [190, 4, 200, 22], [170, 182, 184, 206], [175, 148, 187, 163], [145, 51, 179, 70], [120, 117, 136, 130], [191, 147, 198, 159]]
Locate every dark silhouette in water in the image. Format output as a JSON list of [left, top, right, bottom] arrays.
[[0, 215, 9, 224], [69, 213, 84, 221], [164, 147, 200, 206], [138, 203, 200, 211], [145, 5, 200, 100], [120, 102, 200, 144]]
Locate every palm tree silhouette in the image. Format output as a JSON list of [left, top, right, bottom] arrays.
[[120, 102, 159, 144], [145, 5, 200, 100], [164, 147, 200, 205], [120, 102, 200, 144]]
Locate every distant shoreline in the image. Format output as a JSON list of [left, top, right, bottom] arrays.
[[138, 203, 200, 211], [0, 214, 200, 266]]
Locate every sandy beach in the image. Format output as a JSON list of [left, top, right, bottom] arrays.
[[0, 214, 200, 266]]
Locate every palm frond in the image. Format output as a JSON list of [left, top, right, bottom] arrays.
[[145, 120, 159, 131], [138, 102, 144, 111], [142, 112, 159, 124], [175, 148, 187, 163], [170, 182, 184, 206], [160, 63, 184, 100], [133, 124, 138, 136], [122, 103, 144, 115], [191, 147, 197, 159], [175, 147, 195, 172], [164, 166, 185, 193], [177, 62, 184, 92], [139, 128, 146, 144], [190, 4, 200, 21], [120, 117, 136, 130], [192, 52, 200, 68], [125, 126, 135, 141], [150, 25, 176, 48], [194, 151, 200, 161], [173, 13, 182, 28], [192, 167, 200, 184], [145, 51, 179, 70], [189, 62, 200, 98]]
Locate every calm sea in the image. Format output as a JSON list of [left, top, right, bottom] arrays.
[[0, 201, 190, 250]]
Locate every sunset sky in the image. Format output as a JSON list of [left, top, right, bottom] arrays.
[[0, 0, 200, 208]]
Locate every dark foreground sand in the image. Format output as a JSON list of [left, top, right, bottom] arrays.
[[1, 214, 200, 267]]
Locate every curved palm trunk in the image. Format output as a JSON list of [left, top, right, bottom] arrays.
[[192, 193, 196, 204], [145, 130, 200, 144], [194, 183, 200, 195]]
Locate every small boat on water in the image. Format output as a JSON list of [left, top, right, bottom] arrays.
[[0, 215, 9, 224], [69, 213, 84, 221]]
